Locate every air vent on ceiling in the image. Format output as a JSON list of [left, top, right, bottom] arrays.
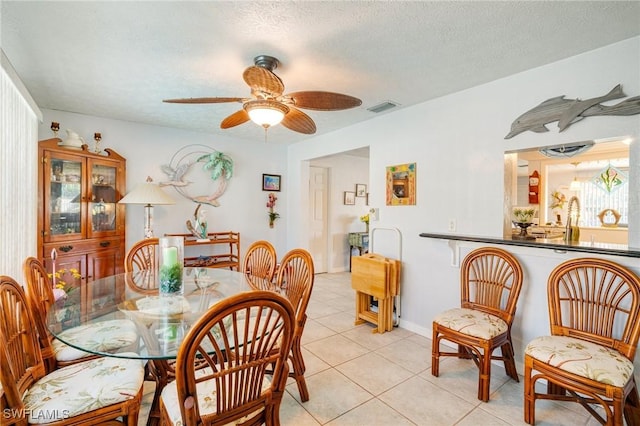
[[367, 101, 399, 113]]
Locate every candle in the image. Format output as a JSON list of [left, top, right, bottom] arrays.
[[162, 247, 178, 268], [159, 237, 183, 295]]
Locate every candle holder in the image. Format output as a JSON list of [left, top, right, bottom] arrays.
[[159, 236, 184, 295], [93, 132, 102, 154]]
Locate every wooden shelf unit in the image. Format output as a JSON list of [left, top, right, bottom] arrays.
[[164, 232, 240, 270]]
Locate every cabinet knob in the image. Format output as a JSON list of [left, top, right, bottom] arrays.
[[59, 245, 73, 252], [100, 241, 111, 247]]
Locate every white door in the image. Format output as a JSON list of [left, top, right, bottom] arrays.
[[309, 166, 328, 273]]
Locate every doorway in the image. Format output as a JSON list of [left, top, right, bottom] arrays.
[[307, 148, 370, 272], [309, 166, 329, 273]]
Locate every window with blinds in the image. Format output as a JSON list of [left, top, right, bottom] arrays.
[[1, 51, 41, 280], [574, 174, 629, 228]]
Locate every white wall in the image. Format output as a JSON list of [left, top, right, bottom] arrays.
[[30, 37, 640, 374], [288, 37, 640, 371], [310, 154, 369, 272], [37, 110, 289, 258]]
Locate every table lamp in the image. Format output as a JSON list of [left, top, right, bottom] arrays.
[[119, 176, 175, 238]]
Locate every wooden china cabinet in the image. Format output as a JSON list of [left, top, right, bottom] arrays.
[[37, 138, 126, 316]]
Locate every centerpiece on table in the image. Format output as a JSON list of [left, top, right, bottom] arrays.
[[159, 236, 184, 295], [512, 208, 536, 240]]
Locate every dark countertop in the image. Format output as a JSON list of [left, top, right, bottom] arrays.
[[419, 232, 640, 258]]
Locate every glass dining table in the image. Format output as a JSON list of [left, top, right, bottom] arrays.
[[46, 267, 268, 425]]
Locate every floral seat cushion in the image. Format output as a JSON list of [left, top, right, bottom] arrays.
[[160, 366, 271, 425], [433, 308, 508, 339], [24, 354, 144, 424], [525, 335, 634, 388], [52, 319, 139, 362]]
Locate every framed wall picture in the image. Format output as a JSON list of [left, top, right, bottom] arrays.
[[386, 162, 416, 206], [355, 183, 367, 197], [344, 191, 356, 205], [262, 174, 281, 191]]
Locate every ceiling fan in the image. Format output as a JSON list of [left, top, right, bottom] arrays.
[[163, 55, 362, 135]]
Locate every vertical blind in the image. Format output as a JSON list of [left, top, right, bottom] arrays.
[[575, 175, 629, 228], [1, 53, 40, 280]]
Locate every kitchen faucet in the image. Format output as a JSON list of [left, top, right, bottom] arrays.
[[564, 196, 581, 242]]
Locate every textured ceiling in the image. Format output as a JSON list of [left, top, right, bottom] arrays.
[[2, 1, 639, 145]]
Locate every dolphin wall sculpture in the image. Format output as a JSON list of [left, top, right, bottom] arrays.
[[505, 84, 640, 139]]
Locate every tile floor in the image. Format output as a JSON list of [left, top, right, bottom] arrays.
[[137, 272, 610, 425]]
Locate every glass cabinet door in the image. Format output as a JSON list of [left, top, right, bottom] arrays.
[[88, 159, 119, 237], [45, 153, 84, 241]]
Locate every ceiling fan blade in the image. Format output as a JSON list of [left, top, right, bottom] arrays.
[[243, 66, 284, 96], [287, 91, 362, 111], [163, 97, 245, 104], [281, 107, 316, 134], [220, 109, 250, 129]]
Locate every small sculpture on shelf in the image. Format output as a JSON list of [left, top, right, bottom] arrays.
[[186, 204, 209, 241]]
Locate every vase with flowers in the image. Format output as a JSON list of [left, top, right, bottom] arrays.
[[266, 193, 280, 228], [48, 248, 82, 325], [48, 268, 81, 302], [360, 213, 370, 233], [49, 248, 81, 302], [549, 190, 566, 225]]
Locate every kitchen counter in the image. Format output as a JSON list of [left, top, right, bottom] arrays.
[[419, 232, 640, 258]]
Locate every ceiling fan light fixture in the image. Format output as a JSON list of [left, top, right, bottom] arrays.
[[244, 100, 289, 128]]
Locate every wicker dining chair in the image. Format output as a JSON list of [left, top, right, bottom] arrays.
[[432, 246, 524, 402], [159, 290, 295, 426], [23, 256, 139, 373], [124, 237, 160, 294], [242, 240, 278, 288], [0, 275, 145, 425], [524, 258, 640, 425], [270, 248, 315, 402]]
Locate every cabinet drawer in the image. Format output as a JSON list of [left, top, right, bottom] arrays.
[[43, 237, 121, 258]]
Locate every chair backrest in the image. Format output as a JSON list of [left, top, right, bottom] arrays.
[[460, 247, 523, 325], [0, 334, 24, 425], [23, 256, 58, 371], [275, 248, 315, 327], [124, 237, 159, 293], [242, 240, 277, 286], [174, 290, 294, 425], [547, 257, 640, 361], [0, 276, 46, 409]]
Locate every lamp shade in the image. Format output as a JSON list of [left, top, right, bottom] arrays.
[[119, 177, 175, 205], [244, 100, 289, 128]]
